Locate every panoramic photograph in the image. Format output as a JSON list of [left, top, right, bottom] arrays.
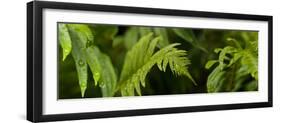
[[58, 23, 258, 99]]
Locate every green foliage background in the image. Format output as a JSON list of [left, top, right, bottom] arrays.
[[58, 23, 258, 99]]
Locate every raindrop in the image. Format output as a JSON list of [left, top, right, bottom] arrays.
[[64, 49, 69, 54], [80, 82, 87, 88], [78, 60, 84, 66], [100, 82, 105, 88], [94, 72, 100, 78]]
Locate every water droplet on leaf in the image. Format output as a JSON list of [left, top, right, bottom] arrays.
[[80, 82, 87, 88], [80, 82, 87, 97], [78, 60, 84, 66], [93, 72, 101, 83], [64, 49, 69, 54], [100, 82, 105, 88]]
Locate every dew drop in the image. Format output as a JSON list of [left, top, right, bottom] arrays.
[[94, 72, 100, 79], [80, 82, 87, 92], [64, 49, 69, 54], [100, 82, 105, 88], [78, 60, 85, 66]]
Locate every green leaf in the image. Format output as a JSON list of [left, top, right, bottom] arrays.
[[86, 46, 117, 97], [58, 23, 72, 61], [66, 24, 93, 97], [118, 33, 195, 96], [91, 25, 118, 42], [64, 23, 119, 97], [231, 66, 253, 91], [154, 28, 169, 47], [112, 36, 124, 48], [207, 67, 226, 92], [139, 27, 153, 36], [124, 27, 139, 50], [85, 48, 101, 86], [173, 28, 208, 53], [205, 60, 218, 69], [207, 66, 236, 92], [226, 38, 242, 49], [217, 46, 237, 69], [214, 48, 223, 53], [249, 40, 258, 52], [205, 39, 258, 92], [173, 28, 195, 43], [69, 24, 94, 46], [245, 80, 258, 91], [241, 50, 258, 80]]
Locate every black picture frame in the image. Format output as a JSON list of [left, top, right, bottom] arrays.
[[27, 1, 273, 122]]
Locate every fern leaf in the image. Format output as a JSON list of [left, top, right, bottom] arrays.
[[206, 46, 241, 92], [241, 50, 258, 80], [118, 33, 195, 96], [244, 80, 258, 91], [205, 39, 258, 92], [153, 46, 196, 83], [86, 46, 117, 97], [206, 67, 226, 92], [112, 36, 124, 48], [64, 23, 118, 97], [85, 48, 102, 86], [205, 60, 218, 69], [66, 24, 93, 97], [58, 24, 72, 61], [226, 38, 242, 50], [217, 46, 238, 69]]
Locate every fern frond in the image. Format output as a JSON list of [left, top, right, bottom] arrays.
[[241, 50, 258, 80], [66, 24, 93, 97], [117, 33, 195, 96], [86, 46, 117, 97], [58, 24, 72, 61], [205, 39, 258, 92]]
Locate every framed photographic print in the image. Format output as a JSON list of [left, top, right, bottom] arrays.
[[27, 0, 273, 122]]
